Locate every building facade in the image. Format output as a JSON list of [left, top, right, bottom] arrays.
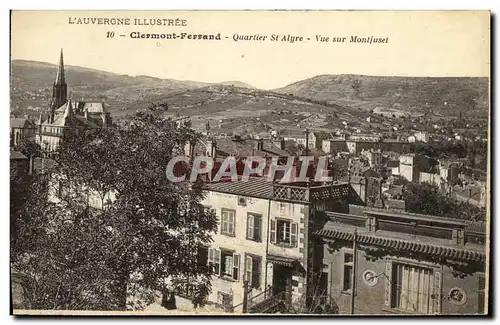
[[315, 205, 486, 315], [10, 118, 36, 148], [190, 178, 352, 312]]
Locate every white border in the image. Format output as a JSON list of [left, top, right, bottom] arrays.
[[2, 1, 497, 325]]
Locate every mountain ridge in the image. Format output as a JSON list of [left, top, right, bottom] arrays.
[[10, 60, 489, 118], [274, 74, 489, 116]]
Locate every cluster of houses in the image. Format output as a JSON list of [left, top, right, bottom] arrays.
[[10, 50, 488, 315]]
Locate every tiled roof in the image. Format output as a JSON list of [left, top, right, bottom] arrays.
[[78, 102, 106, 113], [48, 113, 100, 128], [350, 205, 487, 233], [314, 228, 485, 263], [55, 101, 107, 114], [204, 138, 289, 158], [10, 151, 27, 160], [205, 177, 273, 199], [10, 118, 34, 129]]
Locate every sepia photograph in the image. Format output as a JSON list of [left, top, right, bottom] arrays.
[[9, 10, 490, 316]]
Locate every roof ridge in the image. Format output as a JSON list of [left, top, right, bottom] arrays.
[[315, 228, 485, 262]]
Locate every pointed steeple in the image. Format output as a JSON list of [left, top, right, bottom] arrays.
[[63, 98, 74, 121], [50, 48, 68, 114], [55, 48, 65, 85]]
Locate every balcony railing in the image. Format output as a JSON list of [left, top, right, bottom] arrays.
[[271, 182, 350, 203]]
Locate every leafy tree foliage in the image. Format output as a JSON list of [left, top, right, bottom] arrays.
[[11, 111, 218, 311], [402, 182, 486, 221]]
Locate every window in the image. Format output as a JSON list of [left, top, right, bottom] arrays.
[[198, 246, 209, 268], [270, 219, 298, 246], [208, 248, 221, 275], [209, 248, 240, 280], [245, 255, 261, 289], [391, 263, 435, 314], [221, 209, 235, 236], [247, 214, 262, 242], [343, 253, 354, 292], [217, 291, 233, 308]]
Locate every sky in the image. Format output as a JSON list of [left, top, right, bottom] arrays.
[[11, 10, 490, 90]]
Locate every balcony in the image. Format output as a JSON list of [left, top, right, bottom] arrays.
[[271, 182, 350, 203]]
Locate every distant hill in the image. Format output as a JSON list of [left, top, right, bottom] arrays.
[[9, 60, 252, 112], [11, 60, 488, 119], [274, 74, 489, 117]]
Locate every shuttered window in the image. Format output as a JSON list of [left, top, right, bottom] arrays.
[[270, 219, 298, 246], [245, 255, 261, 289], [391, 263, 436, 314], [247, 213, 262, 241], [221, 209, 235, 236]]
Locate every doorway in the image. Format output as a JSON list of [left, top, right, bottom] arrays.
[[272, 264, 292, 296]]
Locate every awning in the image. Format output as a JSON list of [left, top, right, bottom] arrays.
[[266, 254, 298, 268]]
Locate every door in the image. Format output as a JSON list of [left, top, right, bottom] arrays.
[[272, 264, 292, 296]]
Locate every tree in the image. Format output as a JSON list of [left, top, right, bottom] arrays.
[[12, 111, 218, 311], [402, 183, 486, 221]]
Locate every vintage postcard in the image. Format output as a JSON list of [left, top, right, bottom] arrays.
[[9, 10, 490, 316]]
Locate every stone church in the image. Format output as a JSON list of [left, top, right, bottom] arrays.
[[36, 49, 111, 151]]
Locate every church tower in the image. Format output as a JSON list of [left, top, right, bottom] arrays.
[[50, 49, 67, 121]]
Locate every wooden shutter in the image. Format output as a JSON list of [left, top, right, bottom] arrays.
[[208, 248, 214, 267], [254, 216, 261, 241], [434, 270, 442, 314], [221, 211, 228, 233], [233, 253, 240, 280], [291, 223, 298, 246], [215, 249, 221, 276], [252, 257, 261, 289], [246, 255, 253, 286], [270, 219, 277, 243], [247, 214, 254, 240], [229, 211, 235, 235], [384, 262, 392, 306]]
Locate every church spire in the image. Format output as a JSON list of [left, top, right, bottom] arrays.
[[55, 48, 65, 85], [50, 48, 68, 115]]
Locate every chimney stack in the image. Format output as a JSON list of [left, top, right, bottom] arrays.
[[207, 138, 217, 158], [256, 139, 264, 151], [280, 137, 286, 150]]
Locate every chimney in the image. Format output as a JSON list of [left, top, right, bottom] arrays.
[[257, 139, 264, 151], [184, 141, 192, 156], [207, 139, 217, 158]]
